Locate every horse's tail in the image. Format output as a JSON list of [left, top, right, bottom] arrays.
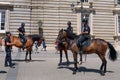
[[107, 42, 117, 61]]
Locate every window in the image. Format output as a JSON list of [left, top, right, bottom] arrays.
[[0, 11, 5, 30], [81, 0, 88, 2], [118, 16, 120, 34]]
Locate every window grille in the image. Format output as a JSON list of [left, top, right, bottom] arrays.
[[0, 11, 5, 30], [118, 16, 120, 33]]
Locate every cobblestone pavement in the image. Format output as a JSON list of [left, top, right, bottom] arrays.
[[0, 46, 120, 80]]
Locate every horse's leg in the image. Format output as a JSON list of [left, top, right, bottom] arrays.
[[58, 49, 62, 65], [73, 52, 78, 74], [78, 53, 82, 65], [104, 59, 107, 73], [100, 59, 107, 76], [64, 49, 69, 65], [100, 55, 107, 74], [29, 50, 32, 61], [98, 53, 107, 76], [25, 51, 28, 62]]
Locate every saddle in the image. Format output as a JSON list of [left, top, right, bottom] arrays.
[[77, 38, 91, 52], [81, 38, 91, 48], [19, 37, 27, 44]]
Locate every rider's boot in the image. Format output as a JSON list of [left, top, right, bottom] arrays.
[[22, 42, 26, 50], [78, 43, 83, 65], [79, 43, 83, 54], [22, 38, 27, 50]]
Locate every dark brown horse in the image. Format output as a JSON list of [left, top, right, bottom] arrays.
[[10, 34, 44, 62], [58, 29, 117, 75], [56, 32, 69, 65]]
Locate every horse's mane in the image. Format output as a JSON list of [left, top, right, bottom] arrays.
[[64, 29, 79, 40], [11, 34, 43, 42], [27, 34, 43, 41]]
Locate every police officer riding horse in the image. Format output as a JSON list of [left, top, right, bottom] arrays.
[[77, 19, 91, 54], [17, 23, 27, 49]]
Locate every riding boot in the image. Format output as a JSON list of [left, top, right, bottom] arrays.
[[23, 44, 26, 50], [22, 38, 27, 50], [79, 43, 83, 54], [77, 42, 80, 48], [22, 42, 26, 50]]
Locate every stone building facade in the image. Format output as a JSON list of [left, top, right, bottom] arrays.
[[0, 0, 120, 46]]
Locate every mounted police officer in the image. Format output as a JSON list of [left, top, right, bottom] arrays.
[[67, 21, 73, 33], [17, 22, 26, 49], [66, 21, 74, 39], [5, 32, 13, 67], [77, 19, 90, 53]]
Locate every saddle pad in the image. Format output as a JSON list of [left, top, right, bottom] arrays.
[[82, 39, 91, 47]]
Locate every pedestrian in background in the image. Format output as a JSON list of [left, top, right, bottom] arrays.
[[33, 41, 39, 53], [41, 39, 46, 51]]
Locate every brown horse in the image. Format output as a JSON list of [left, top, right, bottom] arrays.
[[56, 32, 69, 65], [58, 29, 117, 75], [10, 34, 44, 62]]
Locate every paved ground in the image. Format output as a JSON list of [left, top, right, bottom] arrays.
[[0, 46, 120, 80]]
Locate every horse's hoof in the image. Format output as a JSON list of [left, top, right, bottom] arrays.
[[29, 59, 32, 62], [78, 61, 82, 65], [25, 59, 27, 62], [25, 61, 28, 63], [66, 63, 69, 66], [58, 63, 61, 66], [66, 61, 70, 66], [100, 71, 105, 76], [73, 71, 76, 74]]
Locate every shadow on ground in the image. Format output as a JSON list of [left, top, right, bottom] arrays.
[[12, 59, 46, 62], [0, 71, 7, 74], [58, 65, 114, 75]]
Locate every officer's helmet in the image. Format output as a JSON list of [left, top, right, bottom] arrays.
[[21, 22, 25, 27], [6, 31, 11, 36], [82, 19, 88, 23], [67, 21, 71, 25]]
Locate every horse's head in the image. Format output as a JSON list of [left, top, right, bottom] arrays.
[[37, 37, 44, 46], [28, 34, 44, 47], [58, 29, 67, 39]]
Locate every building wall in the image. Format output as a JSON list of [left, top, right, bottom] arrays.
[[0, 0, 77, 46], [10, 0, 31, 35], [0, 0, 117, 46], [31, 0, 77, 46], [93, 0, 115, 43]]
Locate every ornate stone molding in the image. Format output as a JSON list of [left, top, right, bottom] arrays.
[[0, 2, 13, 11]]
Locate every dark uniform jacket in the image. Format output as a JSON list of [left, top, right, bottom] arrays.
[[5, 37, 11, 52], [18, 27, 25, 35], [67, 26, 73, 33], [18, 27, 26, 43], [82, 25, 90, 37]]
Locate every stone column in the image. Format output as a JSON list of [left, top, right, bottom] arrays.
[[5, 9, 10, 31]]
